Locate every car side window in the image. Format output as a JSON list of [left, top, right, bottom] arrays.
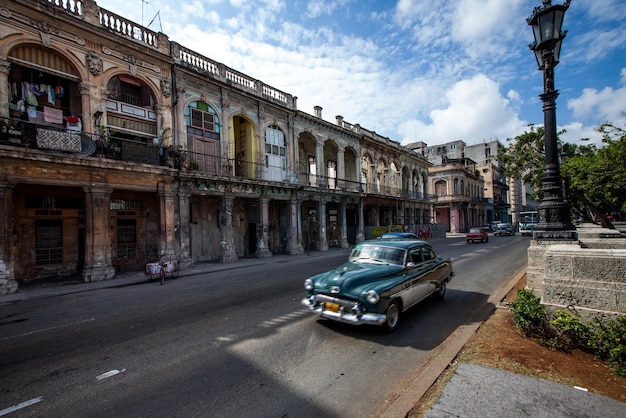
[[408, 249, 422, 264], [422, 248, 434, 261]]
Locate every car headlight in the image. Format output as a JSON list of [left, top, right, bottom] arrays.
[[365, 290, 379, 304], [304, 278, 314, 290]]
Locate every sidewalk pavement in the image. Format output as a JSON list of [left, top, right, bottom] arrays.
[[3, 236, 625, 417]]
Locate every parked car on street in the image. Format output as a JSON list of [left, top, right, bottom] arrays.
[[466, 227, 489, 243], [302, 239, 454, 332], [519, 222, 536, 236], [494, 223, 515, 236]]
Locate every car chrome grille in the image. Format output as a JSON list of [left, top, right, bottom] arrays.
[[314, 294, 358, 311]]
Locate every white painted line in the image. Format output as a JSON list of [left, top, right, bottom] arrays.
[[96, 369, 126, 381], [1, 318, 96, 341], [0, 396, 43, 416]]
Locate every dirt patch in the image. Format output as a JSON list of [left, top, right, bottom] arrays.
[[409, 275, 626, 417]]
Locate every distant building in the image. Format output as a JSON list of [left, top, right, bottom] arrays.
[[407, 141, 486, 233]]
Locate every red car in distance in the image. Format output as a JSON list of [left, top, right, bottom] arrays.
[[466, 227, 489, 243]]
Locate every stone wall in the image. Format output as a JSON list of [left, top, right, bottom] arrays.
[[542, 245, 626, 316], [527, 223, 626, 317]]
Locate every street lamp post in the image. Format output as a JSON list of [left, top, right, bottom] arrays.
[[527, 0, 576, 240]]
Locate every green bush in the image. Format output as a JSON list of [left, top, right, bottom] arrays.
[[511, 289, 547, 338], [549, 309, 590, 352], [587, 316, 626, 377], [510, 290, 626, 376]]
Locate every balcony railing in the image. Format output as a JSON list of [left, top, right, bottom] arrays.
[[2, 116, 439, 201], [0, 116, 160, 165]]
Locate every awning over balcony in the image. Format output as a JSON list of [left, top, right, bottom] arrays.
[[9, 46, 79, 81]]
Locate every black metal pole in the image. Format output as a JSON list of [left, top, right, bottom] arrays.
[[534, 49, 576, 240]]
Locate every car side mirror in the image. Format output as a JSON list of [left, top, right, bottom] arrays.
[[406, 261, 417, 268]]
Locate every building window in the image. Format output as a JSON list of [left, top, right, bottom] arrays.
[[35, 219, 63, 265], [186, 102, 220, 140]]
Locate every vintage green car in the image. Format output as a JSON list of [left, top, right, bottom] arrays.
[[302, 240, 454, 332]]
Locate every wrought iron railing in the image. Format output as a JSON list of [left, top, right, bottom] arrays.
[[0, 116, 160, 165], [2, 116, 439, 201]]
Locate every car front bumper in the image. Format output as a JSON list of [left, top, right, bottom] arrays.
[[301, 296, 387, 326]]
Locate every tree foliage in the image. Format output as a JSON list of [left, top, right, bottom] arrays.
[[561, 124, 626, 216], [500, 125, 551, 201], [501, 123, 626, 224]]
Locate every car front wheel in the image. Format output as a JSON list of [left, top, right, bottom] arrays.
[[383, 300, 401, 332]]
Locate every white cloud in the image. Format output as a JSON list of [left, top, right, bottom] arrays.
[[567, 68, 626, 128], [398, 74, 526, 145]]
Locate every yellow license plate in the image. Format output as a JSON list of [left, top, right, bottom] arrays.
[[324, 302, 340, 313]]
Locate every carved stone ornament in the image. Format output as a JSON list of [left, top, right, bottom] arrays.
[[86, 51, 103, 75], [160, 78, 171, 97]]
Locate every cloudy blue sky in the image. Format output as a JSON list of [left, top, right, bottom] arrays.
[[96, 0, 626, 148]]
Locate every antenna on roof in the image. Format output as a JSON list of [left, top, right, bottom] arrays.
[[141, 0, 149, 26], [147, 11, 163, 32]]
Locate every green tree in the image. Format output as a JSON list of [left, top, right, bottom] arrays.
[[561, 124, 626, 221], [500, 124, 554, 202], [501, 123, 626, 227]]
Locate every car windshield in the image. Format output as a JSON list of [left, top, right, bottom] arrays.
[[469, 228, 482, 233], [349, 244, 406, 265]]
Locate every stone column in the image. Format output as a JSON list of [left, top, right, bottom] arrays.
[[357, 199, 365, 242], [219, 194, 238, 263], [256, 197, 272, 258], [337, 147, 345, 190], [82, 186, 115, 282], [158, 182, 177, 260], [79, 82, 92, 134], [315, 138, 324, 187], [0, 182, 17, 294], [318, 198, 328, 251], [289, 196, 304, 255], [340, 198, 349, 248], [0, 59, 10, 118], [178, 188, 192, 268]]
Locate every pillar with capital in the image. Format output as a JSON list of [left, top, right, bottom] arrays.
[[177, 188, 192, 268], [157, 181, 178, 260], [219, 194, 238, 263], [289, 196, 304, 255], [82, 186, 115, 282], [0, 59, 10, 118], [0, 182, 18, 294], [256, 197, 273, 258]]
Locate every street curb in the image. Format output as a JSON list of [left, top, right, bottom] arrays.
[[377, 265, 528, 418]]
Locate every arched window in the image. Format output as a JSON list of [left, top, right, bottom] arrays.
[[186, 102, 220, 140], [435, 180, 447, 196], [186, 102, 221, 173]]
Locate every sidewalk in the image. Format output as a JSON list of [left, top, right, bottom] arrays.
[[0, 248, 351, 304], [4, 236, 624, 417]]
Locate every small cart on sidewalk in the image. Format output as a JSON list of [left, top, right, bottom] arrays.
[[145, 259, 179, 285]]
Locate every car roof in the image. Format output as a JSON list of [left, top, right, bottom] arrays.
[[379, 232, 416, 237], [358, 239, 431, 249]]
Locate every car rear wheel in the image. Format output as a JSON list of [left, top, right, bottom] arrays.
[[383, 300, 401, 332], [434, 281, 447, 300]]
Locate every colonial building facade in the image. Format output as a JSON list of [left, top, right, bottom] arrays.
[[0, 0, 432, 293], [407, 141, 486, 233]]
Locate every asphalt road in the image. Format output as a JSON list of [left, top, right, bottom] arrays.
[[0, 234, 530, 417]]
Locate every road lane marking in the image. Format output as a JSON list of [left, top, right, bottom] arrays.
[[0, 397, 43, 416], [96, 369, 126, 381], [0, 318, 96, 341]]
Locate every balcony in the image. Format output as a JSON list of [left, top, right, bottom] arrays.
[[0, 116, 160, 165]]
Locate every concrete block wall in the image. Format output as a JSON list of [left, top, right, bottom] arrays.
[[542, 245, 626, 315]]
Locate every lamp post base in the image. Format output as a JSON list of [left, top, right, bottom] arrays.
[[533, 199, 577, 241]]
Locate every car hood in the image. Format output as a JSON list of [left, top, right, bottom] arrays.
[[313, 261, 403, 297]]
